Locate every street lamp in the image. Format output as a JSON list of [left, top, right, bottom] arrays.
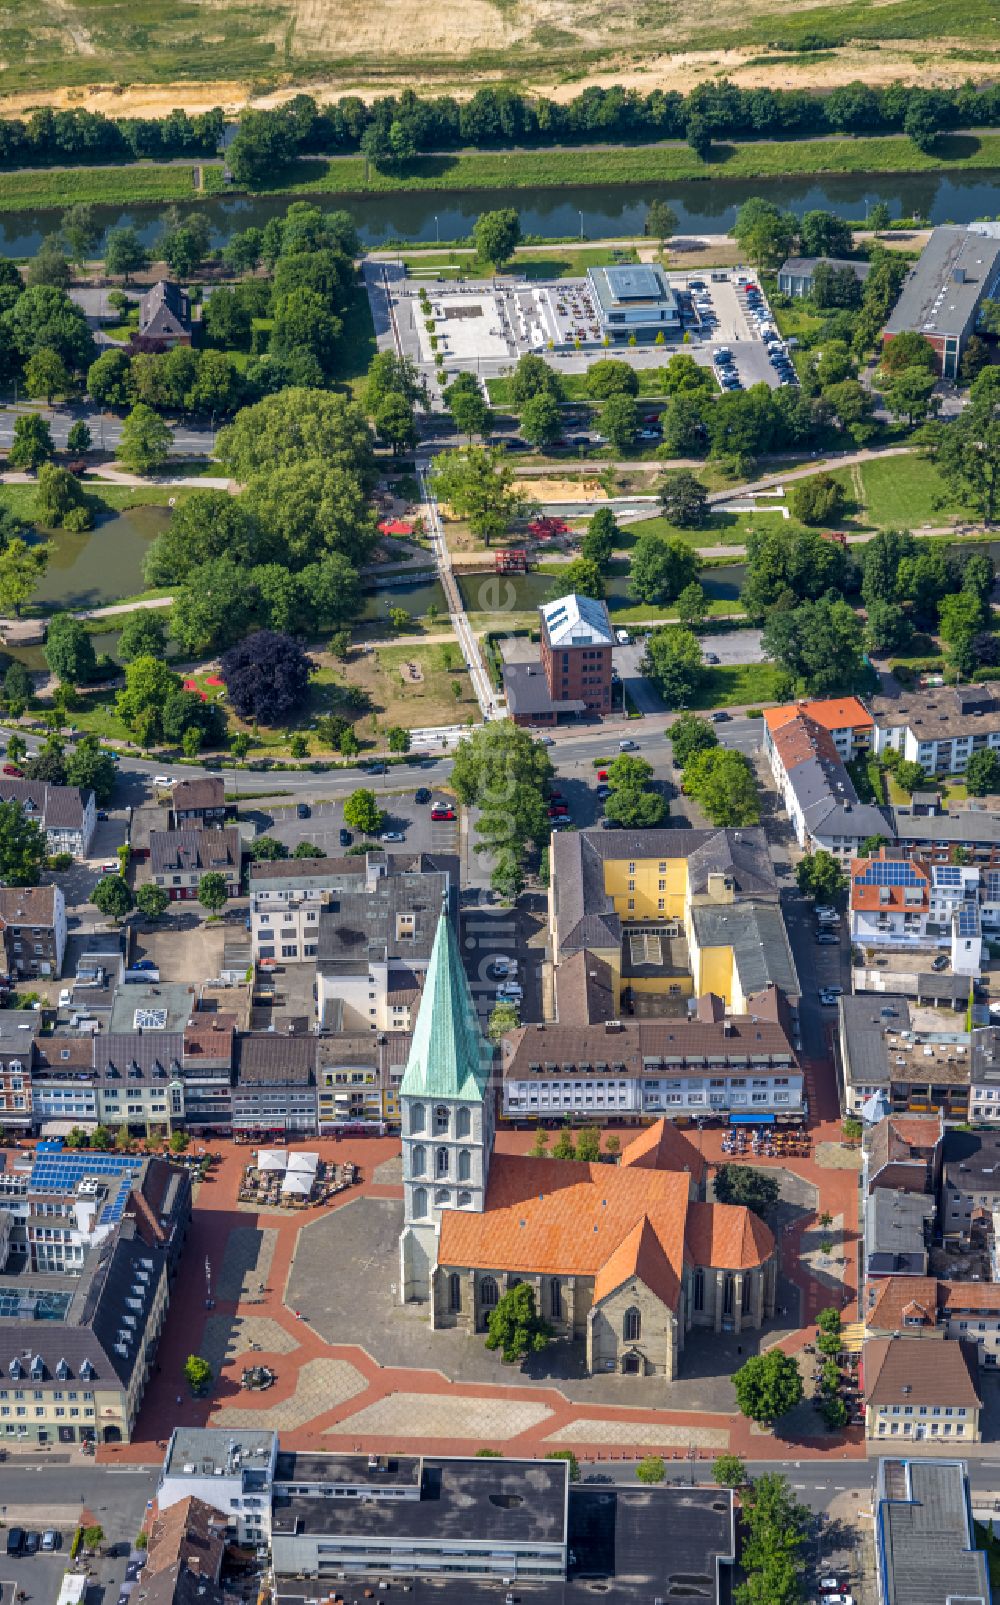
[[435, 214, 440, 246], [687, 1443, 698, 1485], [579, 210, 584, 242]]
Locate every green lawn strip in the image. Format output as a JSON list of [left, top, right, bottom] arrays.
[[404, 245, 639, 280], [0, 482, 191, 522], [856, 453, 974, 528], [621, 510, 772, 550], [333, 280, 378, 398], [685, 661, 785, 710], [0, 163, 214, 209]]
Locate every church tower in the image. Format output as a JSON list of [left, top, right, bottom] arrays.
[[398, 906, 493, 1304]]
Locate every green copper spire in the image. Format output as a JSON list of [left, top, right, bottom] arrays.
[[400, 909, 491, 1101]]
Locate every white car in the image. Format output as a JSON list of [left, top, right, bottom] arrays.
[[816, 907, 840, 923], [152, 774, 175, 788], [498, 982, 523, 1001], [58, 988, 72, 1008], [493, 958, 518, 979], [824, 1596, 854, 1605], [616, 630, 631, 645], [381, 831, 404, 843], [819, 1582, 843, 1595]]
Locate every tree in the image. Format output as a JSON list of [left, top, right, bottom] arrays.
[[61, 203, 100, 268], [87, 347, 132, 409], [961, 335, 990, 386], [198, 872, 228, 914], [798, 209, 853, 259], [789, 473, 846, 526], [344, 788, 384, 836], [67, 420, 91, 453], [220, 632, 315, 725], [364, 351, 427, 416], [895, 759, 928, 795], [44, 612, 96, 686], [936, 375, 1000, 523], [431, 446, 520, 547], [822, 379, 877, 445], [249, 835, 288, 862], [8, 413, 53, 470], [444, 372, 491, 440], [670, 711, 718, 768], [0, 800, 46, 885], [796, 849, 847, 904], [3, 662, 31, 717], [82, 1525, 105, 1551], [863, 600, 912, 655], [939, 589, 986, 676], [217, 389, 375, 488], [118, 403, 173, 474], [645, 200, 677, 252], [104, 227, 148, 283], [713, 1454, 747, 1489], [452, 721, 552, 874], [599, 393, 638, 452], [881, 329, 937, 377], [160, 208, 212, 278], [630, 533, 698, 605], [116, 654, 181, 742], [555, 557, 604, 601], [581, 506, 619, 570], [374, 393, 417, 455], [713, 1163, 780, 1214], [136, 881, 170, 919], [92, 874, 134, 923], [731, 199, 797, 272], [682, 748, 761, 827], [488, 999, 521, 1044], [183, 1354, 212, 1394], [484, 1280, 551, 1362], [386, 725, 411, 754], [882, 365, 937, 426], [761, 598, 866, 696], [643, 628, 703, 706], [0, 537, 49, 616], [575, 1126, 601, 1162], [545, 1450, 580, 1482], [6, 285, 93, 370], [660, 470, 709, 528], [473, 209, 522, 272], [520, 391, 562, 449], [868, 201, 891, 235], [733, 1349, 803, 1425], [118, 610, 167, 663], [966, 748, 1000, 796], [24, 347, 71, 403], [635, 1456, 666, 1485], [169, 1130, 189, 1154], [603, 752, 667, 827], [675, 582, 708, 629], [36, 463, 92, 530], [587, 360, 639, 400]]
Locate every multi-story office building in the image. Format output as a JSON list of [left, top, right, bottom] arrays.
[[500, 991, 804, 1125], [157, 1427, 279, 1546], [864, 1336, 981, 1442], [95, 1032, 185, 1132], [874, 1456, 990, 1605], [316, 1035, 383, 1134], [232, 1033, 317, 1137], [504, 592, 615, 727]]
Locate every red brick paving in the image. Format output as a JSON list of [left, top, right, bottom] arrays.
[[95, 1052, 864, 1466]]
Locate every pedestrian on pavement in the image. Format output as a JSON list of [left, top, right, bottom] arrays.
[[176, 1394, 181, 1406]]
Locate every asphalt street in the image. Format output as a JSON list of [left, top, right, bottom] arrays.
[[0, 405, 215, 456], [0, 1460, 157, 1605]]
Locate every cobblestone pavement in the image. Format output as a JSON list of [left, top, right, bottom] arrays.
[[96, 1053, 867, 1466], [201, 1313, 300, 1374], [215, 1225, 277, 1302], [544, 1419, 729, 1448], [815, 1143, 863, 1171], [329, 1393, 554, 1441], [372, 1156, 402, 1183], [212, 1356, 367, 1429]]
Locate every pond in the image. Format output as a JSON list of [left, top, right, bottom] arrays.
[[3, 167, 1000, 256], [31, 504, 172, 611], [359, 577, 448, 623]]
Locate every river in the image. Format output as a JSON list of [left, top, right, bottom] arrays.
[[2, 167, 1000, 256]]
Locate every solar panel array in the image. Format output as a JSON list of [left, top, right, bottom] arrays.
[[934, 866, 965, 887], [28, 1153, 142, 1226], [957, 904, 980, 937], [855, 860, 926, 887]]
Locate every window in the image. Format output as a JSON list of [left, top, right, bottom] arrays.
[[435, 1105, 449, 1134], [550, 1279, 562, 1320], [456, 1107, 471, 1138], [742, 1276, 752, 1314], [412, 1186, 427, 1218], [436, 1146, 449, 1177], [411, 1144, 426, 1177], [623, 1307, 641, 1343], [480, 1275, 499, 1309], [692, 1267, 705, 1312], [449, 1273, 461, 1312], [410, 1102, 425, 1134], [458, 1149, 471, 1182]]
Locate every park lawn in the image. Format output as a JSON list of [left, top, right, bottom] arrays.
[[0, 163, 211, 210], [621, 509, 771, 550], [857, 453, 974, 529], [334, 280, 378, 399], [311, 640, 479, 732], [0, 482, 191, 523], [405, 245, 639, 280], [687, 662, 785, 710], [64, 688, 134, 744]]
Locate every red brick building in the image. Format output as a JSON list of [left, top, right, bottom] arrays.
[[504, 592, 615, 727]]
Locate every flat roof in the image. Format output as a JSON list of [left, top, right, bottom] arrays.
[[163, 1426, 276, 1478], [275, 1485, 734, 1605], [877, 1457, 989, 1605], [272, 1456, 568, 1546]]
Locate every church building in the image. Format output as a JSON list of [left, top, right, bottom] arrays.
[[399, 912, 778, 1380]]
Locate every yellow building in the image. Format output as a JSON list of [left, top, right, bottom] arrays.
[[550, 827, 798, 1019]]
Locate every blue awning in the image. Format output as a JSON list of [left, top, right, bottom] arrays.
[[729, 1112, 775, 1126]]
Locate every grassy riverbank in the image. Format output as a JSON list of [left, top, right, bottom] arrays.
[[2, 129, 1000, 212]]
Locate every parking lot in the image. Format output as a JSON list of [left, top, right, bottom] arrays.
[[264, 792, 461, 864]]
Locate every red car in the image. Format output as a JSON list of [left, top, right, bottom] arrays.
[[597, 769, 608, 783], [430, 805, 456, 821], [548, 802, 569, 819], [2, 764, 23, 777]]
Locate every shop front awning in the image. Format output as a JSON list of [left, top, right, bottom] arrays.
[[729, 1112, 775, 1125]]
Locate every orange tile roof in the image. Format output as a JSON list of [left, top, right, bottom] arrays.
[[865, 1275, 940, 1332], [593, 1215, 680, 1308], [940, 1282, 1000, 1311], [764, 697, 872, 734], [620, 1118, 706, 1184], [685, 1199, 775, 1272], [437, 1153, 691, 1282], [768, 712, 841, 774], [850, 852, 930, 913]]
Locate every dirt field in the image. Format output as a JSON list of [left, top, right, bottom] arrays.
[[2, 0, 998, 120]]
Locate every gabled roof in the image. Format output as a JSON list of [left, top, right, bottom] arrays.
[[593, 1214, 679, 1309], [540, 592, 614, 649], [620, 1116, 705, 1184], [865, 1275, 940, 1332], [140, 279, 191, 340], [764, 697, 872, 734], [864, 1335, 980, 1408], [684, 1200, 774, 1272], [399, 910, 491, 1102]]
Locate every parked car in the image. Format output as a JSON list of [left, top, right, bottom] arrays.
[[152, 774, 175, 788], [414, 787, 432, 804], [713, 348, 733, 365], [41, 1531, 60, 1552], [493, 958, 518, 978], [58, 988, 72, 1007], [815, 931, 839, 945], [820, 984, 844, 998], [431, 805, 456, 821], [710, 710, 729, 723], [932, 953, 950, 971], [100, 860, 118, 874], [537, 734, 555, 747], [6, 1528, 23, 1557], [96, 809, 109, 821], [816, 908, 840, 924], [339, 827, 352, 847], [703, 652, 720, 665], [23, 1532, 39, 1556], [498, 982, 523, 1001], [818, 992, 839, 1006], [381, 831, 404, 843], [1, 763, 23, 777], [818, 1581, 844, 1595], [132, 958, 156, 971], [296, 802, 310, 819]]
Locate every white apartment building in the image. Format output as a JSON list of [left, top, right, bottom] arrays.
[[849, 853, 983, 976], [871, 683, 1000, 775]]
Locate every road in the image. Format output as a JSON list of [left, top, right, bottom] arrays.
[[0, 404, 215, 456], [0, 1460, 157, 1605]]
